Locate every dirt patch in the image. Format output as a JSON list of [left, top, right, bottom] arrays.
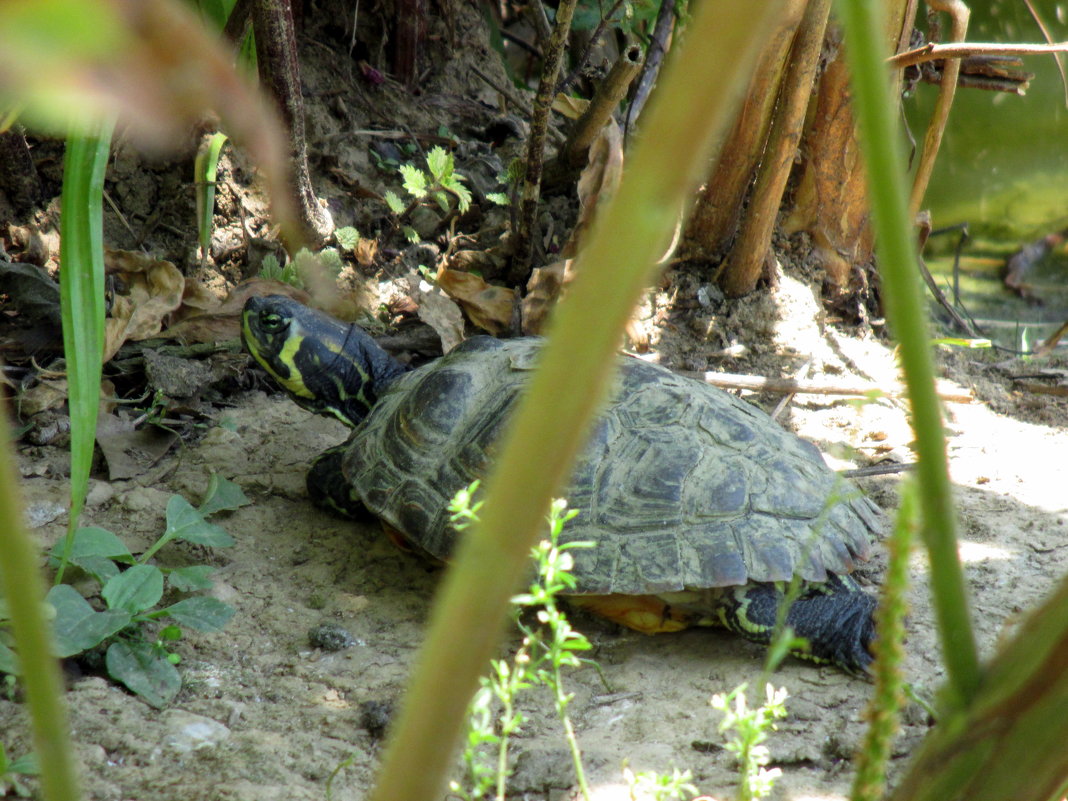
[[9, 284, 1068, 800]]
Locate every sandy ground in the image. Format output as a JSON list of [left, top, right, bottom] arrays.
[[8, 272, 1068, 800]]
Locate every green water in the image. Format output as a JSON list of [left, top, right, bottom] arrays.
[[906, 0, 1068, 345]]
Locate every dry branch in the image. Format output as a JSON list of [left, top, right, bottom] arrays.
[[691, 370, 974, 404]]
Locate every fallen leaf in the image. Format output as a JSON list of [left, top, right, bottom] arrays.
[[521, 260, 573, 335], [95, 412, 177, 481], [103, 249, 185, 360], [160, 279, 309, 344], [408, 274, 464, 354], [563, 119, 623, 259], [552, 94, 589, 119], [436, 268, 514, 335]]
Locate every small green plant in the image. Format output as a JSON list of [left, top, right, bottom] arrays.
[[0, 475, 246, 708], [448, 484, 596, 801], [622, 763, 698, 801], [259, 253, 301, 287], [195, 131, 228, 261], [383, 145, 473, 242], [0, 742, 37, 798], [710, 682, 789, 801], [335, 226, 360, 253], [260, 246, 345, 290]]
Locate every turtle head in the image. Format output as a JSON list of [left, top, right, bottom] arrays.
[[242, 295, 406, 427]]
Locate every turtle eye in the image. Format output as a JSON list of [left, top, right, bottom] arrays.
[[260, 312, 286, 332]]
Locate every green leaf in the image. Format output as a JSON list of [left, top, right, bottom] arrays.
[[335, 226, 360, 251], [101, 565, 164, 615], [425, 146, 451, 181], [399, 164, 428, 198], [9, 751, 39, 775], [158, 625, 182, 642], [166, 495, 235, 548], [199, 474, 250, 517], [167, 565, 217, 592], [402, 226, 420, 243], [384, 189, 406, 214], [161, 597, 235, 632], [46, 584, 131, 657], [431, 190, 450, 214], [486, 192, 510, 206], [446, 179, 473, 213], [0, 639, 19, 675], [105, 640, 181, 708], [49, 526, 133, 564], [57, 125, 113, 584]]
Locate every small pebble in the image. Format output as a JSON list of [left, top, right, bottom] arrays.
[[160, 710, 230, 754], [308, 623, 357, 652], [25, 500, 66, 528], [359, 699, 393, 740]]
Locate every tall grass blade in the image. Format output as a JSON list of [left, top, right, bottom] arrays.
[[834, 0, 980, 708], [196, 131, 229, 258], [56, 125, 114, 585]]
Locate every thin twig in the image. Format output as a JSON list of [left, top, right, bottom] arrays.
[[691, 370, 974, 404], [887, 40, 1068, 69]]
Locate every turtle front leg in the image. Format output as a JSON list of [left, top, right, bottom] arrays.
[[307, 444, 373, 519], [718, 574, 877, 675]]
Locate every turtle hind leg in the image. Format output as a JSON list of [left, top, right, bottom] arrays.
[[720, 574, 877, 675], [307, 444, 372, 520]]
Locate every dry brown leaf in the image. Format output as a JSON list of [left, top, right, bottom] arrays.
[[409, 275, 465, 354], [562, 119, 624, 259], [16, 379, 69, 417], [96, 412, 177, 480], [103, 249, 185, 361], [355, 237, 378, 268], [436, 268, 514, 335], [552, 94, 590, 119], [521, 260, 573, 335], [160, 279, 310, 344]]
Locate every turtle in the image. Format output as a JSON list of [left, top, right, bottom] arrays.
[[241, 294, 883, 673]]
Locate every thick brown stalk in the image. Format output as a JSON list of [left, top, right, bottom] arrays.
[[392, 0, 426, 88], [719, 0, 832, 297], [908, 0, 970, 220], [508, 0, 580, 283], [624, 0, 676, 137], [683, 0, 805, 259], [559, 44, 642, 170], [252, 0, 333, 249]]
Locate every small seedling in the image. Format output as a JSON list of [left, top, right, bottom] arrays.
[[1, 474, 247, 708], [384, 145, 473, 242], [447, 485, 596, 801], [259, 253, 302, 288], [622, 763, 698, 801], [0, 742, 37, 798], [335, 226, 360, 253], [709, 682, 788, 801]]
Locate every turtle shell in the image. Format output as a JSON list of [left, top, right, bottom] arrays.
[[341, 336, 881, 596]]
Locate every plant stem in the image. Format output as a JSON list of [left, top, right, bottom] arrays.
[[366, 4, 785, 799], [835, 0, 980, 709], [0, 413, 81, 801]]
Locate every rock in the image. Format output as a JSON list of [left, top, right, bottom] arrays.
[[160, 709, 231, 754], [24, 500, 66, 528], [308, 623, 357, 652], [85, 479, 115, 508]]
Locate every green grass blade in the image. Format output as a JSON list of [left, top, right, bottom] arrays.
[[56, 124, 113, 585], [0, 412, 82, 801], [195, 131, 229, 257], [835, 0, 980, 708], [367, 2, 787, 799]]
